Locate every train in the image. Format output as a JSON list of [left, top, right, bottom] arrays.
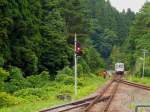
[[115, 63, 124, 75]]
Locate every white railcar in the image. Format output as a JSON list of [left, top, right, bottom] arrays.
[[115, 63, 124, 74]]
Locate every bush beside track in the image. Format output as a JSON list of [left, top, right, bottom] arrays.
[[0, 72, 106, 112]]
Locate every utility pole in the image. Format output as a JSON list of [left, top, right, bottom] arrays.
[[142, 49, 147, 79], [74, 33, 77, 95]]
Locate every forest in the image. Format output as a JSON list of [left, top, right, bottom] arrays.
[[0, 0, 150, 111]]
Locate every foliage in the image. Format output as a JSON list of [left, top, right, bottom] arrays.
[[57, 66, 73, 76], [123, 2, 150, 72], [0, 92, 22, 107], [14, 88, 48, 101], [4, 71, 49, 93], [0, 56, 4, 67], [55, 74, 74, 85], [0, 0, 140, 111], [0, 68, 9, 91], [89, 0, 135, 58], [0, 0, 134, 77], [0, 75, 106, 112], [9, 67, 23, 80], [25, 71, 49, 88], [83, 48, 105, 73]]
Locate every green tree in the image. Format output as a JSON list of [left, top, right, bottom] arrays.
[[0, 68, 9, 91]]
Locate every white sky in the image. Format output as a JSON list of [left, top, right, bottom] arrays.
[[109, 0, 150, 12]]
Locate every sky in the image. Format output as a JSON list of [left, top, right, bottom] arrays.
[[109, 0, 150, 12]]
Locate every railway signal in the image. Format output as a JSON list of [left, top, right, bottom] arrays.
[[76, 42, 82, 56], [74, 33, 84, 95], [74, 33, 83, 95], [68, 33, 85, 96]]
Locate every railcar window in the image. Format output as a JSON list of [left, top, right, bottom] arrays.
[[119, 65, 124, 68]]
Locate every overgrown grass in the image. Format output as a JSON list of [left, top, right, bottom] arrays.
[[127, 76, 150, 86], [0, 74, 106, 112]]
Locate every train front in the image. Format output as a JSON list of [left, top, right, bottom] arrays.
[[115, 63, 124, 75]]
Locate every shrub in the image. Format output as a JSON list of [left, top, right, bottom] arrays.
[[78, 58, 90, 74], [57, 85, 73, 95], [4, 79, 30, 93], [14, 88, 48, 101], [77, 64, 83, 76], [0, 56, 4, 67], [9, 67, 23, 80], [26, 71, 49, 88], [0, 68, 9, 91], [57, 66, 73, 76], [56, 74, 74, 85], [4, 71, 50, 93], [78, 77, 85, 86], [0, 68, 9, 81], [0, 92, 22, 107]]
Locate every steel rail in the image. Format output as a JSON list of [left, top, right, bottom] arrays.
[[40, 96, 110, 112], [121, 80, 150, 91], [58, 96, 110, 112], [84, 80, 115, 111], [101, 76, 122, 112], [39, 95, 97, 112]]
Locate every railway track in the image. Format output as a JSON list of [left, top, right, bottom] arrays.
[[40, 75, 150, 112], [39, 95, 110, 112], [40, 75, 122, 112], [100, 78, 121, 112], [85, 75, 122, 112], [121, 80, 150, 91]]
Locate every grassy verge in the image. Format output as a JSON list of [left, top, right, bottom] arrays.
[[127, 76, 150, 86], [0, 75, 106, 112]]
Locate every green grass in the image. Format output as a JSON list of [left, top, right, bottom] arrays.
[[127, 76, 150, 86], [0, 75, 106, 112]]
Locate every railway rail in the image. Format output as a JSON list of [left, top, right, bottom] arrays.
[[101, 78, 121, 112], [84, 79, 114, 111], [39, 95, 110, 112], [40, 75, 117, 112], [40, 75, 150, 112], [85, 75, 122, 112], [121, 80, 150, 91]]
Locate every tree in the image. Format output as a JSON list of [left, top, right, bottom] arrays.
[[0, 68, 9, 91], [123, 2, 150, 72]]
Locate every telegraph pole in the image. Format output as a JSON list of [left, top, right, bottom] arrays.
[[74, 33, 77, 95], [142, 49, 147, 79]]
